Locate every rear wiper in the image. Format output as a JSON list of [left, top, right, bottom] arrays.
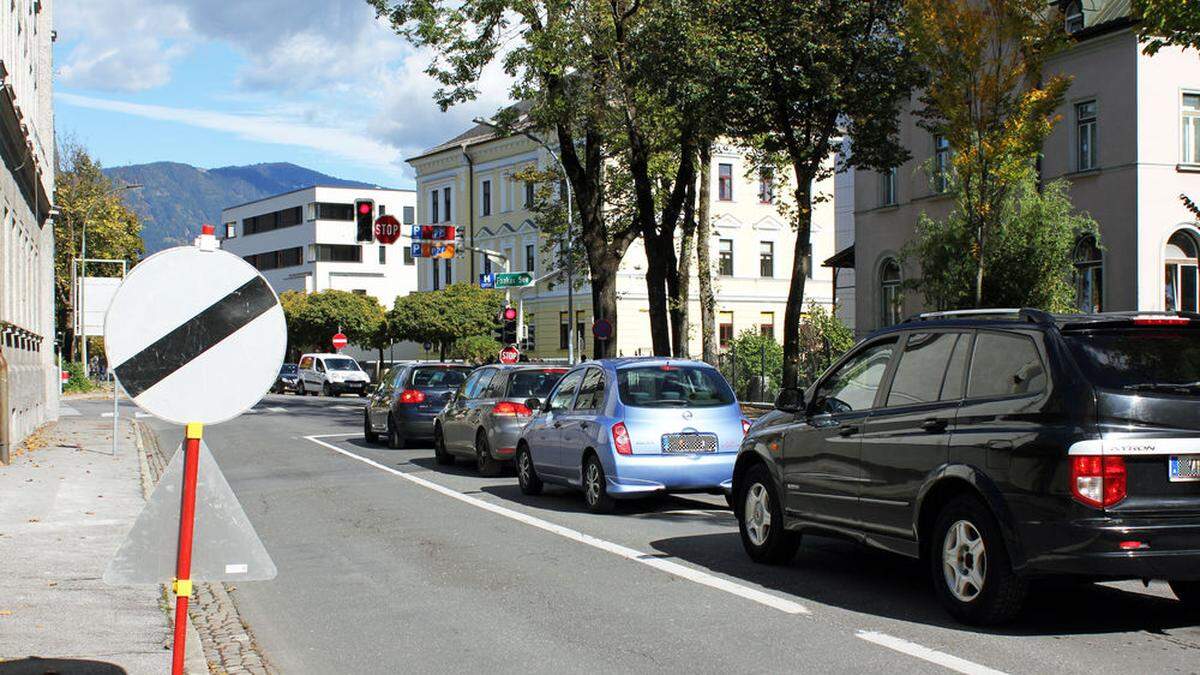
[[1123, 381, 1200, 393]]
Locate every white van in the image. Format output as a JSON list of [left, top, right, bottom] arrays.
[[297, 353, 371, 397]]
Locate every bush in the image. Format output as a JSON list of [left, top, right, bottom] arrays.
[[63, 361, 94, 393], [450, 335, 501, 365]]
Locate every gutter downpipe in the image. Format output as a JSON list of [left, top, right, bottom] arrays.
[[461, 144, 475, 283]]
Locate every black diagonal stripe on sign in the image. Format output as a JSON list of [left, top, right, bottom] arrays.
[[114, 276, 276, 398]]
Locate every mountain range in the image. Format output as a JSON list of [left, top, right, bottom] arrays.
[[102, 162, 381, 253]]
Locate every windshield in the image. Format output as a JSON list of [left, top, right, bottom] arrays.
[[1064, 328, 1200, 390], [280, 364, 297, 375], [506, 369, 566, 399], [411, 367, 470, 389], [616, 365, 736, 408], [324, 358, 361, 371]]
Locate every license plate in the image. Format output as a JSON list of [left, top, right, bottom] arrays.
[[661, 433, 717, 454], [1169, 455, 1200, 482]]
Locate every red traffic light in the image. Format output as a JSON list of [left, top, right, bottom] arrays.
[[358, 202, 373, 215], [502, 306, 517, 321]]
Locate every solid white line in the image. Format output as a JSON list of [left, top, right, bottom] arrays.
[[267, 406, 288, 413], [304, 433, 808, 615], [856, 631, 1008, 675], [101, 412, 114, 418]]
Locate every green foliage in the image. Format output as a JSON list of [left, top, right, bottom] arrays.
[[904, 178, 1099, 312], [1135, 0, 1200, 54], [280, 289, 386, 354], [723, 330, 784, 402], [721, 303, 854, 400], [450, 335, 501, 365], [63, 361, 95, 393], [389, 284, 503, 351]]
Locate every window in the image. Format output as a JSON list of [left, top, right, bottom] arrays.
[[432, 256, 440, 290], [617, 365, 736, 408], [1073, 235, 1103, 313], [880, 258, 903, 327], [443, 187, 452, 223], [1064, 0, 1084, 33], [1063, 328, 1200, 390], [560, 311, 570, 349], [812, 339, 896, 414], [430, 190, 439, 224], [933, 134, 950, 193], [718, 163, 733, 201], [1165, 230, 1199, 312], [506, 369, 563, 400], [719, 311, 734, 349], [444, 258, 453, 285], [459, 369, 488, 400], [759, 241, 774, 278], [757, 168, 773, 204], [941, 333, 972, 401], [525, 322, 536, 350], [524, 180, 535, 208], [224, 221, 236, 239], [378, 246, 386, 265], [403, 246, 414, 265], [576, 311, 586, 353], [378, 205, 386, 216], [525, 244, 535, 273], [243, 206, 303, 235], [1076, 100, 1098, 171], [886, 333, 960, 407], [718, 239, 734, 276], [314, 203, 353, 221], [483, 255, 493, 276], [547, 370, 584, 411], [573, 368, 606, 410], [309, 244, 362, 263], [968, 333, 1046, 398], [760, 312, 775, 338], [1183, 93, 1200, 165], [880, 168, 897, 206], [481, 180, 492, 216], [403, 205, 416, 225], [243, 246, 304, 271]]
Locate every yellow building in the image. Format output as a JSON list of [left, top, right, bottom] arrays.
[[406, 124, 837, 360]]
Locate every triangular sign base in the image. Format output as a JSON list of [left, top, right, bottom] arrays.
[[104, 440, 277, 584]]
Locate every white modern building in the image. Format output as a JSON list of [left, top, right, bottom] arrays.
[[0, 0, 55, 464]]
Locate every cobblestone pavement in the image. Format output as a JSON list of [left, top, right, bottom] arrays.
[[136, 422, 273, 675]]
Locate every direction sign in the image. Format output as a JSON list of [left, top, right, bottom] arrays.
[[374, 215, 401, 245], [493, 272, 534, 289], [104, 246, 286, 426], [593, 318, 613, 341], [499, 345, 520, 364], [331, 332, 348, 350]]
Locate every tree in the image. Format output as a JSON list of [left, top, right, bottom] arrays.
[[904, 0, 1071, 307], [53, 140, 144, 361], [451, 335, 500, 365], [720, 0, 921, 389], [1134, 0, 1200, 54], [904, 177, 1099, 311], [389, 284, 503, 359], [281, 290, 386, 355]]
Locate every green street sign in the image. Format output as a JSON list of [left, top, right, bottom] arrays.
[[493, 272, 534, 289]]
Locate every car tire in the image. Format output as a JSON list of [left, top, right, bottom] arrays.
[[724, 492, 736, 510], [1170, 580, 1200, 608], [363, 411, 379, 444], [737, 463, 800, 564], [476, 432, 502, 477], [322, 382, 333, 397], [433, 425, 454, 465], [582, 454, 615, 514], [929, 495, 1028, 626], [516, 444, 543, 495], [387, 414, 406, 450]]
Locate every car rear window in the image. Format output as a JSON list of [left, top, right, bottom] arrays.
[[1064, 328, 1200, 390], [506, 369, 566, 399], [280, 364, 297, 374], [616, 365, 735, 408], [411, 367, 470, 388]]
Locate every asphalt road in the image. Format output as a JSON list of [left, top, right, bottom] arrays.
[[70, 394, 1200, 674]]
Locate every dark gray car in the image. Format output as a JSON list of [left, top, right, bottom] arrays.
[[364, 363, 472, 449], [434, 365, 567, 475]]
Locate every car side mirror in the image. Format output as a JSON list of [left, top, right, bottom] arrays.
[[524, 397, 542, 412], [775, 387, 805, 414]]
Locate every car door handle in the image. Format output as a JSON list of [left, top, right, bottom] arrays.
[[837, 424, 858, 437], [921, 418, 948, 432], [986, 440, 1012, 450]]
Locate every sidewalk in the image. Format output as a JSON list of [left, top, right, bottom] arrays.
[[0, 417, 204, 674]]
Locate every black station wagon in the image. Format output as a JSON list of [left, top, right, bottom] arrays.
[[733, 309, 1200, 625]]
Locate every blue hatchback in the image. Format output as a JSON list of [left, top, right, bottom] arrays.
[[515, 358, 748, 512]]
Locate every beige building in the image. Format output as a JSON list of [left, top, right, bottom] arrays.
[[854, 0, 1200, 334], [0, 0, 55, 463], [406, 125, 837, 360]]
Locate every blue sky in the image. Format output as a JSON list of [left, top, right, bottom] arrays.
[[53, 0, 513, 187]]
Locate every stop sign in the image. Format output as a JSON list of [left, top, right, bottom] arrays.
[[499, 345, 520, 364], [331, 332, 348, 350], [374, 215, 401, 245]]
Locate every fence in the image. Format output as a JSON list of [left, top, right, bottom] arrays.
[[717, 337, 841, 404]]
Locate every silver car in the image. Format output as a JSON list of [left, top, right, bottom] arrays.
[[434, 365, 567, 475]]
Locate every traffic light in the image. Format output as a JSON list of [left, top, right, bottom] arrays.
[[355, 199, 374, 242], [494, 305, 518, 345]]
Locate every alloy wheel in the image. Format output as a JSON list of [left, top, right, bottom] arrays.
[[744, 483, 772, 547], [942, 519, 987, 602], [585, 462, 602, 506], [518, 451, 532, 486]]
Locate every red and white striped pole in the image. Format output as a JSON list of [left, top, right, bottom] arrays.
[[170, 422, 203, 675]]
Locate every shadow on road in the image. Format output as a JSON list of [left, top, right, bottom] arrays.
[[648, 531, 1197, 635], [0, 657, 127, 674]]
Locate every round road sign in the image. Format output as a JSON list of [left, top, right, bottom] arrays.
[[374, 214, 401, 245], [499, 345, 520, 365], [592, 318, 613, 341], [331, 332, 348, 350], [104, 246, 286, 426]]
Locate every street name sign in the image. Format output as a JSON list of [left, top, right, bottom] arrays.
[[374, 214, 402, 244], [493, 272, 534, 289]]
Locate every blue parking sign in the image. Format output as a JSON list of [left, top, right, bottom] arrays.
[[410, 243, 422, 258], [479, 273, 495, 289]]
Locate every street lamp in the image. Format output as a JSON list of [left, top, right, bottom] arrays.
[[79, 183, 142, 373], [473, 117, 577, 365]]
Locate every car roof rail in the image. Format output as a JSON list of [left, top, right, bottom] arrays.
[[903, 308, 1054, 324]]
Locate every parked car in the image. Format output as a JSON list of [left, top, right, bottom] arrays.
[[364, 362, 472, 448], [298, 353, 372, 397], [516, 358, 749, 513], [732, 309, 1200, 626], [273, 363, 301, 394], [434, 365, 567, 475]]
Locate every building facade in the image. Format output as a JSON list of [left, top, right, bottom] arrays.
[[0, 0, 55, 463], [407, 125, 837, 360], [854, 2, 1200, 333]]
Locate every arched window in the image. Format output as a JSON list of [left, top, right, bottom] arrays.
[[1165, 230, 1199, 312], [880, 258, 903, 327], [1073, 235, 1103, 313]]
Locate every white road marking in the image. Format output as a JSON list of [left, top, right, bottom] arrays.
[[135, 411, 152, 418], [267, 406, 288, 413], [101, 412, 114, 418], [59, 405, 81, 417], [305, 433, 809, 615], [331, 405, 361, 411], [855, 631, 1007, 675]]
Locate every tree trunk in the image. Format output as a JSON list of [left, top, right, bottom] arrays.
[[696, 142, 718, 365], [781, 173, 815, 390], [672, 177, 696, 357], [590, 256, 620, 359]]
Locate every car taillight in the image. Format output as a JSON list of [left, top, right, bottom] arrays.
[[1071, 455, 1126, 508], [1132, 317, 1189, 325], [742, 418, 752, 435], [399, 389, 426, 404], [492, 401, 532, 416], [612, 422, 632, 455]]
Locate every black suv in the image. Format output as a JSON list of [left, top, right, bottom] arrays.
[[732, 309, 1200, 625]]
